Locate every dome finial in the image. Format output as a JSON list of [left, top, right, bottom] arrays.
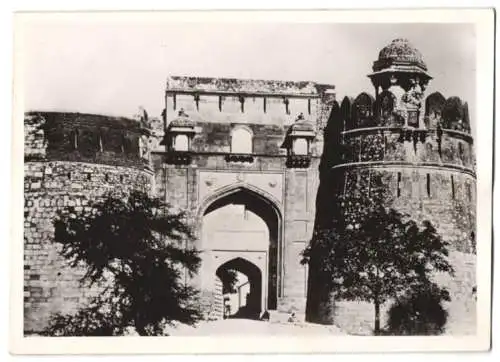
[[371, 38, 429, 74]]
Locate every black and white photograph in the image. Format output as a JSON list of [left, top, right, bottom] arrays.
[[10, 9, 494, 354]]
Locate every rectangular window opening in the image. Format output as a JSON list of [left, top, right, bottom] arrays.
[[426, 173, 431, 197], [451, 175, 455, 199], [466, 183, 472, 202], [73, 130, 79, 150], [397, 172, 402, 197]]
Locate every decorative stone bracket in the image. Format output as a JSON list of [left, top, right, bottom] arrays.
[[285, 155, 311, 168], [225, 153, 254, 163], [164, 151, 192, 165], [397, 128, 428, 153]]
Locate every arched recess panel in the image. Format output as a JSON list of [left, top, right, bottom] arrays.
[[231, 126, 253, 153], [352, 92, 375, 128], [442, 96, 464, 130], [376, 90, 396, 126], [425, 91, 446, 128], [321, 101, 342, 170], [340, 96, 353, 131]]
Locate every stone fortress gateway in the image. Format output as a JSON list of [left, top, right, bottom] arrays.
[[23, 39, 476, 333]]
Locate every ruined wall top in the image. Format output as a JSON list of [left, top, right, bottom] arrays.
[[166, 75, 334, 97], [24, 111, 153, 169]]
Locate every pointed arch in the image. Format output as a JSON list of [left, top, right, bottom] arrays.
[[340, 96, 353, 131], [352, 92, 375, 128], [321, 100, 342, 170], [216, 257, 263, 319], [198, 183, 283, 310], [376, 90, 396, 122], [425, 91, 447, 117], [198, 183, 283, 222], [462, 101, 471, 132], [324, 100, 341, 137], [443, 96, 465, 129]]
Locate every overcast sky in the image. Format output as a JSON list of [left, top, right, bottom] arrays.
[[20, 18, 475, 127]]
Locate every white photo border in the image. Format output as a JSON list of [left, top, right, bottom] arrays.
[[10, 8, 494, 354]]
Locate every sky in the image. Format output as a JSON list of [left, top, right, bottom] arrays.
[[20, 18, 476, 127]]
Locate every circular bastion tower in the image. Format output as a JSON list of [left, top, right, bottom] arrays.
[[23, 112, 154, 334], [310, 39, 476, 334]]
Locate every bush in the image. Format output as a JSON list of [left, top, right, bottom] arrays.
[[385, 284, 449, 335]]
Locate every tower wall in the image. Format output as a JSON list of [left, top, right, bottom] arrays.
[[310, 89, 477, 333], [338, 125, 475, 253], [24, 112, 153, 333]]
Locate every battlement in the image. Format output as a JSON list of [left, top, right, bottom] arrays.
[[164, 76, 336, 131], [338, 92, 471, 134], [24, 112, 152, 169]]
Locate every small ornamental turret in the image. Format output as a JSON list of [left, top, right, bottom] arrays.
[[368, 38, 432, 129], [281, 112, 316, 168], [161, 108, 196, 164]]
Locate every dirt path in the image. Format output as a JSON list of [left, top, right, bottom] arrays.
[[165, 318, 345, 336]]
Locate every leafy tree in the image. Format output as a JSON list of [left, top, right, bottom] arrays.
[[303, 174, 454, 334], [42, 190, 201, 336], [217, 269, 239, 294]]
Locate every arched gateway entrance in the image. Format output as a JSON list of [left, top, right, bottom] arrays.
[[199, 186, 282, 320]]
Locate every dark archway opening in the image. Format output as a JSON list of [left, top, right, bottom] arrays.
[[216, 257, 262, 319], [204, 188, 281, 311]]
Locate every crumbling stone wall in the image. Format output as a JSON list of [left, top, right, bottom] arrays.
[[24, 113, 153, 334]]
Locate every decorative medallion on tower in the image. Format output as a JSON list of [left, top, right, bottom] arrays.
[[369, 38, 432, 129], [281, 112, 316, 168], [161, 108, 196, 165]]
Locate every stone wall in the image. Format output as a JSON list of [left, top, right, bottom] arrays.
[[24, 161, 153, 333], [24, 112, 153, 333], [337, 166, 476, 253], [341, 128, 474, 171], [332, 251, 476, 335]]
